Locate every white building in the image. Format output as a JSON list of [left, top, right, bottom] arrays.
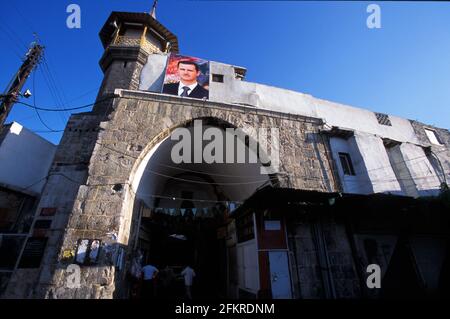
[[141, 55, 449, 197]]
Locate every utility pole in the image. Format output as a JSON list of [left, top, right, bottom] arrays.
[[0, 43, 44, 126]]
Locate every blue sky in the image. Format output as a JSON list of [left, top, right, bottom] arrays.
[[1, 1, 449, 145]]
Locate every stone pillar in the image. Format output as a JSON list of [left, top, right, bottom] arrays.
[[94, 46, 149, 113]]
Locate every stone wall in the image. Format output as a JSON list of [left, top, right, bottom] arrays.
[[4, 90, 338, 299], [2, 112, 103, 298], [95, 46, 149, 107]]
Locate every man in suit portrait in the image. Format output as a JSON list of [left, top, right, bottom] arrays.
[[163, 60, 209, 99]]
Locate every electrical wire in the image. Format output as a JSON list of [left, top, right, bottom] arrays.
[[38, 56, 68, 125], [141, 167, 271, 186], [19, 92, 448, 175], [67, 87, 100, 103], [0, 32, 24, 60], [21, 152, 444, 205], [17, 96, 113, 112], [63, 139, 445, 189], [0, 24, 28, 52], [31, 68, 62, 132], [7, 3, 73, 124], [154, 162, 281, 178], [22, 171, 245, 204], [33, 129, 64, 133], [21, 175, 49, 192], [129, 188, 243, 204], [41, 54, 71, 121], [16, 89, 448, 189], [94, 139, 447, 186], [9, 2, 36, 36]]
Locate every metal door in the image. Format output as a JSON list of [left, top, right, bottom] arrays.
[[268, 251, 292, 299]]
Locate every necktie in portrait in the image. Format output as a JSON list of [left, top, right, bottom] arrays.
[[181, 86, 190, 97]]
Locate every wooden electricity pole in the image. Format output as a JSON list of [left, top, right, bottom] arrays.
[[0, 43, 43, 126]]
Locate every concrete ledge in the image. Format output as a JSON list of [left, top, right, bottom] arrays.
[[115, 89, 324, 125]]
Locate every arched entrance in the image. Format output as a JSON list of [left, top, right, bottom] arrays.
[[125, 117, 277, 299]]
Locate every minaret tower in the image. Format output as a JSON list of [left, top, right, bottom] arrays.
[[95, 8, 178, 107]]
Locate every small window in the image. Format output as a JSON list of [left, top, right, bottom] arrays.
[[212, 74, 224, 83], [424, 128, 443, 145], [338, 152, 356, 176], [375, 113, 392, 126]]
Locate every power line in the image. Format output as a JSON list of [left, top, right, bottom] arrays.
[[21, 176, 49, 192], [142, 167, 271, 186], [18, 89, 447, 189], [37, 57, 65, 125], [21, 165, 444, 209], [155, 162, 279, 178], [17, 96, 113, 112], [33, 129, 64, 133], [0, 33, 24, 60], [95, 141, 279, 185], [67, 87, 100, 103], [94, 140, 444, 189], [23, 171, 244, 204], [129, 188, 243, 204], [32, 68, 62, 132], [6, 3, 78, 124], [41, 54, 71, 120], [335, 150, 449, 183], [94, 136, 448, 185], [364, 149, 448, 175], [38, 55, 68, 125], [25, 88, 110, 133], [9, 2, 36, 36], [0, 24, 28, 52]]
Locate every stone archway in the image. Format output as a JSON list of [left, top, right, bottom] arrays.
[[21, 91, 333, 300], [118, 116, 279, 298]]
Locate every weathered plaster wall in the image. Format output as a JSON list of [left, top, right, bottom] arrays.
[[329, 136, 373, 194]]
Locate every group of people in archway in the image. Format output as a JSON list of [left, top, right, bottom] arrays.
[[129, 252, 196, 300]]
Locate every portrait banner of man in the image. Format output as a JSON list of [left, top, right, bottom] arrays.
[[162, 54, 209, 100]]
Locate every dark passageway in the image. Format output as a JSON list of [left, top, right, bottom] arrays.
[[137, 208, 227, 299]]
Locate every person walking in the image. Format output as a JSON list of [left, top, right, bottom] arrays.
[[181, 264, 196, 300], [129, 250, 143, 299], [141, 262, 159, 298]]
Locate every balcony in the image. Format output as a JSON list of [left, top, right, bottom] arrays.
[[112, 35, 161, 54]]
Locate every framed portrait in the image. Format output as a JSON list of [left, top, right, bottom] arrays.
[[161, 53, 209, 100]]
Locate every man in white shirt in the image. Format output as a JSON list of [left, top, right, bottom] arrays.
[[181, 264, 196, 300], [142, 263, 159, 298]]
